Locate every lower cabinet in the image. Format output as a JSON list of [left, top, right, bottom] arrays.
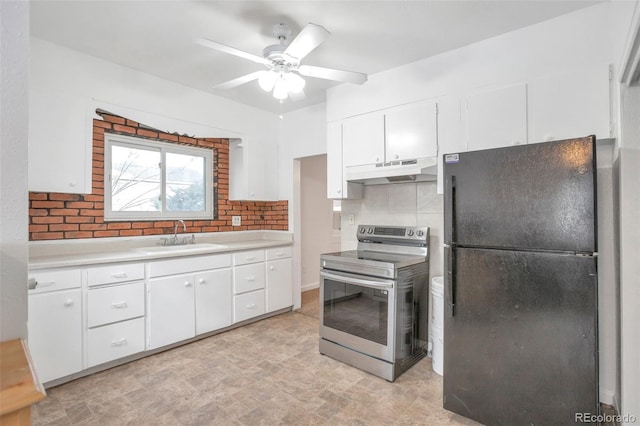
[[28, 288, 82, 383], [195, 268, 232, 335], [234, 289, 266, 323], [147, 274, 196, 350], [87, 317, 145, 367], [266, 257, 293, 312]]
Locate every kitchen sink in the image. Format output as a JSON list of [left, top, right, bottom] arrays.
[[136, 243, 226, 254]]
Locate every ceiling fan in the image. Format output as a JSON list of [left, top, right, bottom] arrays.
[[195, 23, 368, 101]]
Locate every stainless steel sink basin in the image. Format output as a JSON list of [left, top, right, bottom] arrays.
[[136, 243, 226, 254]]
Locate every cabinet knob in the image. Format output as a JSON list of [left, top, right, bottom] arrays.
[[247, 276, 255, 282], [337, 189, 341, 194], [199, 278, 206, 284], [544, 135, 554, 141], [375, 157, 380, 162], [64, 299, 74, 307], [68, 182, 76, 187], [394, 154, 399, 159], [184, 281, 192, 287], [269, 266, 275, 271]]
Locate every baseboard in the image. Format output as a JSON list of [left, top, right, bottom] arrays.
[[301, 282, 319, 292]]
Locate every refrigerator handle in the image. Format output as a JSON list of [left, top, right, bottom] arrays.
[[446, 175, 457, 243], [446, 245, 456, 317]]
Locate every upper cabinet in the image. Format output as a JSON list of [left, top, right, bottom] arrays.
[[529, 64, 611, 142], [341, 100, 438, 168], [342, 112, 385, 167], [229, 138, 278, 201], [464, 83, 528, 152], [385, 100, 438, 161], [326, 122, 363, 199], [29, 90, 93, 194]]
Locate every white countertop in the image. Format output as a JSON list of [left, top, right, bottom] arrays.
[[29, 230, 293, 269]]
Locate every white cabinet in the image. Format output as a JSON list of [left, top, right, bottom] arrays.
[[529, 64, 611, 143], [147, 273, 196, 350], [266, 246, 293, 313], [195, 268, 232, 335], [87, 318, 145, 368], [342, 112, 385, 167], [232, 249, 266, 323], [385, 100, 438, 161], [464, 83, 528, 151], [234, 290, 266, 323], [28, 268, 82, 383], [229, 138, 278, 201], [148, 253, 232, 348], [326, 121, 363, 199], [87, 281, 145, 328], [28, 89, 92, 194], [436, 95, 466, 194]]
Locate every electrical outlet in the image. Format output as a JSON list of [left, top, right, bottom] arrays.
[[348, 214, 355, 225], [232, 216, 241, 226]]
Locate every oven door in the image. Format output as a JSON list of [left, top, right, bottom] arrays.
[[320, 269, 396, 362]]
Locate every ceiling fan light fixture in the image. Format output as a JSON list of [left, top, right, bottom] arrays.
[[286, 72, 306, 93], [272, 77, 289, 100], [258, 70, 278, 91]]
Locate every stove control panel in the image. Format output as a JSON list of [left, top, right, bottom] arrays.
[[357, 225, 429, 244]]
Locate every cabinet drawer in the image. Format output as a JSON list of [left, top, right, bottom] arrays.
[[266, 246, 292, 260], [233, 263, 265, 294], [149, 254, 232, 277], [88, 281, 145, 328], [87, 317, 145, 367], [234, 290, 265, 323], [28, 268, 81, 294], [233, 249, 265, 266], [87, 263, 144, 287]]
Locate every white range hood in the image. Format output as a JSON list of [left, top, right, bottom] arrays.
[[345, 157, 438, 185]]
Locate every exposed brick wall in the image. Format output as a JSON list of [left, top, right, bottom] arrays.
[[29, 112, 288, 240]]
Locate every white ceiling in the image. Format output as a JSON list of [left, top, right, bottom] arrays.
[[30, 1, 601, 114]]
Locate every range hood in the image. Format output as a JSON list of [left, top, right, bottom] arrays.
[[345, 157, 438, 185]]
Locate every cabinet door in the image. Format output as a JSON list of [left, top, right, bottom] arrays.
[[529, 64, 611, 143], [28, 89, 92, 194], [147, 274, 195, 349], [437, 95, 466, 194], [342, 112, 385, 167], [28, 289, 82, 383], [195, 268, 232, 335], [385, 100, 438, 161], [326, 122, 363, 200], [266, 258, 293, 312], [465, 83, 528, 151]]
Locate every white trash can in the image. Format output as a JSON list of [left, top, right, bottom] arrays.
[[431, 276, 444, 376]]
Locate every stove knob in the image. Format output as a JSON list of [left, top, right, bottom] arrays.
[[359, 227, 366, 234], [407, 229, 415, 236], [367, 227, 374, 234], [417, 230, 424, 237]]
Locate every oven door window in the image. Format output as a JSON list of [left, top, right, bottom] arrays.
[[323, 278, 389, 346]]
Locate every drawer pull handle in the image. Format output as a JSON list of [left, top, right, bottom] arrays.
[[276, 252, 283, 256], [269, 266, 275, 271], [246, 276, 255, 282], [184, 281, 192, 287], [63, 299, 74, 307], [111, 301, 128, 309], [245, 256, 255, 261], [111, 338, 127, 347], [38, 281, 56, 288], [246, 303, 257, 309], [111, 273, 128, 278]]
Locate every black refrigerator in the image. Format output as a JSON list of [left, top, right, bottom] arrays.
[[442, 136, 598, 425]]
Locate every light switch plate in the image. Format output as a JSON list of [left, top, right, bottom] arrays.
[[232, 216, 241, 226], [348, 214, 355, 225]]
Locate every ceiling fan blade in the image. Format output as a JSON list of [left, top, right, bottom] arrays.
[[288, 89, 306, 102], [298, 65, 368, 85], [213, 71, 264, 90], [283, 23, 330, 60], [194, 37, 267, 65]]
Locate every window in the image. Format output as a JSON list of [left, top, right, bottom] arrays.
[[104, 133, 214, 221]]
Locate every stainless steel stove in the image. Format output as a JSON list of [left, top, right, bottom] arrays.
[[319, 225, 430, 381]]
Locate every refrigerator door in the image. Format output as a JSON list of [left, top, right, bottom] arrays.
[[443, 247, 598, 425], [443, 136, 596, 253]]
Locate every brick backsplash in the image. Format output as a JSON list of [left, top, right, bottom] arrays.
[[29, 112, 288, 240]]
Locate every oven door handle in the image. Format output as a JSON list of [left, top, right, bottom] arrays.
[[320, 271, 394, 290]]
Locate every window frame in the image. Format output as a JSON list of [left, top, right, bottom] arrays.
[[104, 132, 214, 221]]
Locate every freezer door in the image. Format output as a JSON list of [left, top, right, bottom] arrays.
[[443, 247, 598, 425], [443, 136, 596, 252]]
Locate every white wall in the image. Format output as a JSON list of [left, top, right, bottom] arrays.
[[279, 103, 328, 308], [0, 1, 29, 341], [30, 37, 280, 191], [299, 155, 339, 291], [328, 3, 612, 121]]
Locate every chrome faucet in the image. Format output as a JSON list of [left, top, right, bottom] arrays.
[[173, 220, 186, 245]]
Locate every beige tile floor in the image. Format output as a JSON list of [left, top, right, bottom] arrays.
[[32, 288, 479, 425]]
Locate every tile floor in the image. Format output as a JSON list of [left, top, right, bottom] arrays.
[[32, 288, 478, 425]]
